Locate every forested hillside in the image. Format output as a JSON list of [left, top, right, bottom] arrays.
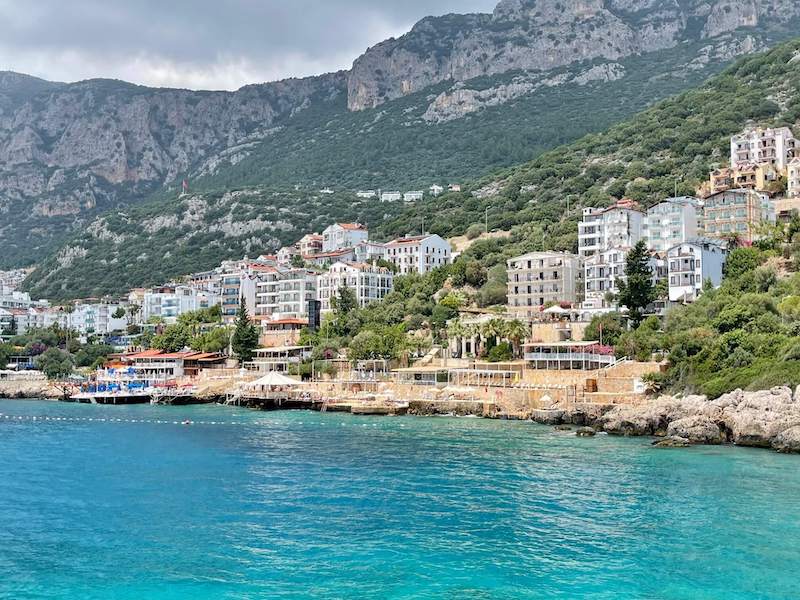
[[376, 40, 800, 270]]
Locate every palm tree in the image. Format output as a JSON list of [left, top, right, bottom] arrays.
[[503, 319, 529, 358], [480, 318, 506, 355], [447, 319, 467, 358]]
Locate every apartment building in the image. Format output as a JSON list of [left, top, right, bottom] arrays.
[[643, 197, 701, 254], [403, 191, 424, 202], [506, 252, 583, 319], [789, 157, 800, 199], [731, 126, 797, 171], [298, 233, 323, 257], [429, 184, 444, 197], [254, 268, 318, 322], [317, 262, 394, 313], [667, 238, 728, 303], [578, 199, 645, 258], [380, 191, 402, 202], [322, 223, 369, 252], [583, 247, 661, 310], [385, 234, 451, 275], [354, 240, 387, 264], [68, 303, 128, 335], [702, 189, 775, 243], [142, 286, 206, 324]]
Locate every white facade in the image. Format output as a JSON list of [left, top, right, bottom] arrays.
[[668, 239, 727, 303], [356, 190, 377, 199], [68, 303, 128, 335], [578, 201, 645, 258], [429, 185, 444, 197], [507, 252, 583, 318], [643, 197, 701, 254], [380, 191, 402, 202], [731, 126, 797, 171], [404, 191, 424, 202], [277, 245, 299, 266], [317, 262, 394, 313], [0, 290, 34, 311], [322, 223, 369, 252], [143, 286, 204, 324], [255, 268, 318, 321], [354, 241, 387, 264], [583, 248, 630, 309], [385, 234, 452, 275], [788, 157, 800, 199]]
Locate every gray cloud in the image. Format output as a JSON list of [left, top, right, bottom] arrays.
[[0, 0, 497, 90]]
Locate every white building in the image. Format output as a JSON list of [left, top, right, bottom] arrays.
[[354, 240, 387, 264], [385, 234, 452, 275], [668, 238, 728, 303], [404, 191, 424, 202], [643, 197, 701, 254], [277, 245, 299, 266], [68, 303, 128, 335], [143, 286, 206, 324], [731, 126, 797, 171], [583, 247, 660, 310], [429, 184, 444, 197], [380, 191, 403, 202], [317, 262, 394, 313], [578, 199, 645, 258], [788, 157, 800, 199], [305, 248, 357, 268], [322, 223, 369, 252], [356, 190, 377, 199], [255, 268, 318, 322], [507, 252, 583, 319], [0, 290, 34, 311]]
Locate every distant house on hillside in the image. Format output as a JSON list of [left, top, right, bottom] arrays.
[[322, 223, 369, 253]]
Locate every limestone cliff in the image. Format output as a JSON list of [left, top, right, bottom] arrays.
[[347, 0, 800, 111]]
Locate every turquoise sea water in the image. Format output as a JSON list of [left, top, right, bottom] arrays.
[[1, 400, 799, 600]]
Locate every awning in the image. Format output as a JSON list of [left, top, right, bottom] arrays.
[[246, 371, 303, 388]]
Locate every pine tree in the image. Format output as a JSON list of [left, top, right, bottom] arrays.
[[231, 298, 259, 364], [617, 241, 656, 327]]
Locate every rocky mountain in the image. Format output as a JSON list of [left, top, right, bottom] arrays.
[[347, 0, 800, 110], [4, 0, 800, 282], [0, 73, 346, 267]]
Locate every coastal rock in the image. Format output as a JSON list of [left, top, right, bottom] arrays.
[[554, 425, 573, 431], [667, 416, 724, 445], [652, 437, 691, 448], [575, 427, 596, 437], [531, 409, 565, 425], [772, 426, 800, 454]]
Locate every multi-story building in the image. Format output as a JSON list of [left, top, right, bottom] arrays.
[[304, 248, 356, 268], [322, 223, 369, 252], [0, 290, 34, 311], [298, 233, 323, 257], [68, 303, 128, 335], [356, 190, 377, 199], [703, 163, 783, 196], [254, 268, 318, 322], [667, 238, 728, 303], [403, 191, 424, 202], [277, 245, 299, 266], [788, 157, 800, 199], [578, 199, 645, 258], [731, 126, 797, 171], [429, 184, 444, 197], [317, 262, 394, 313], [506, 252, 583, 319], [380, 191, 402, 202], [643, 197, 701, 254], [702, 189, 775, 243], [354, 241, 387, 264], [583, 247, 661, 310], [0, 308, 13, 337], [385, 234, 452, 275], [142, 286, 203, 324]]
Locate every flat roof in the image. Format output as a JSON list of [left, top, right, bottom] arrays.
[[523, 341, 601, 348]]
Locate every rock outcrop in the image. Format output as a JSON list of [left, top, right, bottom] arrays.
[[596, 387, 800, 453], [347, 0, 800, 111]]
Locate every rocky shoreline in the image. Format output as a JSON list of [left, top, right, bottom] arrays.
[[532, 386, 800, 454]]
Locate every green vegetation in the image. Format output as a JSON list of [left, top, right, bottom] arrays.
[[22, 32, 799, 298], [376, 39, 800, 281], [231, 299, 259, 364], [617, 241, 657, 326]]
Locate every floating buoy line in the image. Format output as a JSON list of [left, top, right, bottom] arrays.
[[0, 414, 253, 427]]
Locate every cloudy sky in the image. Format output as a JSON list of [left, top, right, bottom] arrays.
[[0, 0, 497, 90]]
